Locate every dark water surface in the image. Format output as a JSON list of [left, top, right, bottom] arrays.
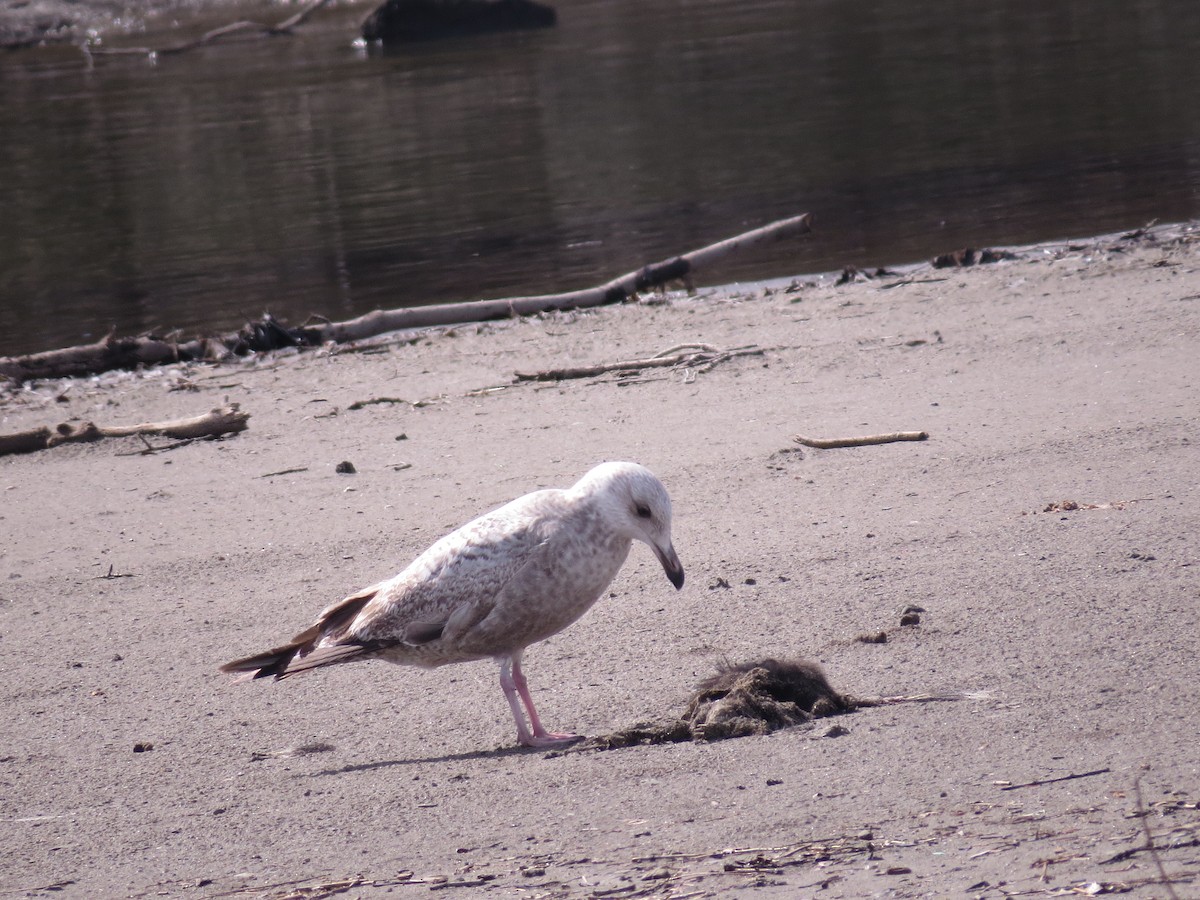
[[2, 0, 1199, 358]]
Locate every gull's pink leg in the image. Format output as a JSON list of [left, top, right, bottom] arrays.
[[511, 653, 580, 744], [498, 656, 536, 746], [499, 652, 580, 747]]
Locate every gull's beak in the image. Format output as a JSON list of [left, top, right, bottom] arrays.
[[655, 542, 685, 590]]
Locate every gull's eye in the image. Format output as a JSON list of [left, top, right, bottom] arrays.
[[635, 503, 652, 519]]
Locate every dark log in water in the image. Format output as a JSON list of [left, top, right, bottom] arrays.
[[362, 0, 556, 43]]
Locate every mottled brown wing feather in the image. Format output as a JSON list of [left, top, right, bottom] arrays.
[[402, 621, 447, 644], [274, 640, 390, 678], [346, 514, 555, 645], [220, 586, 381, 679], [287, 585, 380, 645]]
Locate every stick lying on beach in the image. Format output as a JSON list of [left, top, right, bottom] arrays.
[[793, 431, 929, 449], [0, 405, 249, 457], [513, 344, 763, 382], [0, 213, 813, 384]]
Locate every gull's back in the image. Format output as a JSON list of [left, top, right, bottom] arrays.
[[344, 483, 632, 666]]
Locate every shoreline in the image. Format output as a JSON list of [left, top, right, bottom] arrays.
[[0, 0, 262, 49], [1, 219, 1189, 384], [1, 225, 1198, 897]]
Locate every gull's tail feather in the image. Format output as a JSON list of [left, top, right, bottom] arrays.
[[220, 643, 304, 680], [221, 640, 386, 680], [220, 585, 382, 681]]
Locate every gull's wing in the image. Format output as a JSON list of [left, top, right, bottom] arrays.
[[349, 492, 564, 646], [220, 489, 566, 678]]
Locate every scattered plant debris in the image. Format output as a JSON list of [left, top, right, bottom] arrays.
[[573, 658, 980, 750]]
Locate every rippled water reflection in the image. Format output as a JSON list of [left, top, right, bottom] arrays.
[[1, 0, 1198, 356]]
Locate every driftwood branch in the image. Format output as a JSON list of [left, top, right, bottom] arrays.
[[82, 0, 334, 60], [270, 0, 336, 32], [0, 328, 229, 383], [0, 404, 249, 457], [793, 431, 928, 449], [0, 214, 811, 383], [306, 213, 812, 344], [514, 344, 763, 382]]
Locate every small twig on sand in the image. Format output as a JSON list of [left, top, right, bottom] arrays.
[[793, 431, 928, 449], [652, 343, 718, 357], [260, 467, 310, 479], [429, 876, 496, 890], [1042, 497, 1158, 513], [514, 345, 762, 383], [196, 872, 424, 898], [1134, 778, 1182, 900], [116, 435, 199, 456], [95, 564, 135, 580], [137, 439, 196, 455], [347, 397, 410, 410], [854, 690, 990, 707], [999, 767, 1110, 791]]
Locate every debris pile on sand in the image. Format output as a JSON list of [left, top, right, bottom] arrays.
[[580, 658, 855, 749]]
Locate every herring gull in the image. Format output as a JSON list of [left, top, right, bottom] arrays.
[[220, 461, 684, 747]]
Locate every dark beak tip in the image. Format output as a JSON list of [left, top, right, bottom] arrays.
[[655, 544, 684, 589]]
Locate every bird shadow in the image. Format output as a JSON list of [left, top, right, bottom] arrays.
[[306, 742, 552, 776]]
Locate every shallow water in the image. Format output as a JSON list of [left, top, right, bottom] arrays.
[[2, 0, 1199, 357]]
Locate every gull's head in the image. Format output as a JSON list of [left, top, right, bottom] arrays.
[[575, 461, 685, 590]]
